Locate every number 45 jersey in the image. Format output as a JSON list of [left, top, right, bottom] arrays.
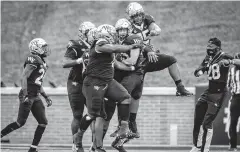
[[23, 54, 48, 94]]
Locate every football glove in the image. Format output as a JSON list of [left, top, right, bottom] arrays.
[[45, 96, 52, 107]]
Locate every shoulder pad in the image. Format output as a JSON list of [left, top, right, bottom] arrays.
[[67, 40, 89, 50], [223, 53, 234, 60], [25, 54, 42, 67]]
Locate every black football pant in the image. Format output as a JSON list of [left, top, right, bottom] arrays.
[[17, 90, 48, 126], [1, 90, 47, 142], [67, 80, 86, 135], [229, 94, 240, 148], [193, 90, 227, 152]]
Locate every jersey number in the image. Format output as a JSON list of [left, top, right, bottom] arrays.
[[35, 68, 46, 85], [208, 63, 221, 80], [136, 29, 149, 41]]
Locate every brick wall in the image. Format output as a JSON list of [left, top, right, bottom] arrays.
[[1, 87, 195, 146]]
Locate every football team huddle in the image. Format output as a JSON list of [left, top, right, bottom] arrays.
[[1, 2, 240, 152]]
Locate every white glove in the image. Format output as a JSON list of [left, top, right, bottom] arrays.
[[76, 58, 83, 64]]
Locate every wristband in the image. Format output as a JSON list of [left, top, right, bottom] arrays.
[[131, 66, 135, 71]]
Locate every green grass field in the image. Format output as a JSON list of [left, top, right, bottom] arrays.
[[1, 1, 240, 87]]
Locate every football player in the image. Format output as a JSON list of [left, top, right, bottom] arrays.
[[190, 38, 233, 152], [1, 38, 52, 152], [90, 18, 147, 152], [126, 2, 193, 96], [73, 24, 142, 152], [62, 21, 96, 151]]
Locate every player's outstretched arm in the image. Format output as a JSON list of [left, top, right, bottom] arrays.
[[122, 48, 140, 66], [62, 57, 83, 68], [114, 59, 135, 71], [96, 43, 142, 53]]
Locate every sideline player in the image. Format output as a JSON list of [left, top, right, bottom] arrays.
[[1, 38, 52, 152], [190, 38, 233, 152]]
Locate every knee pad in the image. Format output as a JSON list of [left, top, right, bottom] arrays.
[[118, 93, 131, 104], [39, 124, 47, 127], [132, 93, 142, 100], [39, 118, 48, 126], [73, 113, 83, 121], [120, 97, 131, 104], [17, 119, 27, 127]]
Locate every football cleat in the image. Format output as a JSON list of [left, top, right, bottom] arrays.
[[112, 131, 136, 148], [73, 146, 85, 152], [112, 143, 127, 152], [110, 126, 120, 137], [89, 144, 95, 152], [112, 137, 129, 151], [73, 132, 84, 152], [95, 147, 106, 152], [129, 121, 140, 138], [189, 146, 201, 152], [28, 148, 38, 152], [228, 148, 238, 151], [176, 85, 193, 96]]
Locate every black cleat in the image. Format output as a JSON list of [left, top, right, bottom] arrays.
[[112, 131, 135, 148], [28, 148, 38, 152], [112, 138, 128, 152], [129, 121, 140, 138], [89, 144, 95, 152], [228, 148, 238, 151], [176, 85, 193, 96], [73, 132, 84, 152], [112, 144, 127, 152], [95, 147, 106, 152], [72, 146, 84, 152]]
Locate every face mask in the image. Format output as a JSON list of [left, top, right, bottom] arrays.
[[206, 48, 218, 56]]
